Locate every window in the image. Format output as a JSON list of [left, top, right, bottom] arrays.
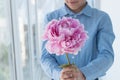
[[0, 0, 94, 80], [0, 0, 12, 80]]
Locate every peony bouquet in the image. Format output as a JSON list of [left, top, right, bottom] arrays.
[[42, 17, 88, 68]]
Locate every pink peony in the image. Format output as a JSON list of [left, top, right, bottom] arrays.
[[42, 17, 88, 55]]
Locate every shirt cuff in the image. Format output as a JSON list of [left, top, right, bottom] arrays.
[[53, 67, 62, 80], [80, 67, 92, 80], [80, 66, 99, 80]]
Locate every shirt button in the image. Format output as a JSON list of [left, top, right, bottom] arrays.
[[74, 15, 77, 18]]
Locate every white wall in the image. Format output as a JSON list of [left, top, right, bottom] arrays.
[[100, 0, 120, 80]]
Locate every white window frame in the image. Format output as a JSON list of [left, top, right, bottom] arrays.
[[7, 0, 38, 80], [8, 0, 24, 80]]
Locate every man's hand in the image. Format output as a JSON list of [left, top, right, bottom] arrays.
[[60, 65, 86, 80]]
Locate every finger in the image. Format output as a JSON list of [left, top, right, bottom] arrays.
[[61, 71, 73, 79], [60, 66, 79, 79], [65, 78, 74, 80], [63, 65, 78, 73], [61, 77, 75, 80], [65, 71, 74, 78], [61, 69, 73, 77]]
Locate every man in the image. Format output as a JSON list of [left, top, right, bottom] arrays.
[[40, 0, 115, 80]]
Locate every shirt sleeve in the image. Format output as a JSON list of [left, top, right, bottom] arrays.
[[80, 13, 115, 80], [40, 14, 62, 80]]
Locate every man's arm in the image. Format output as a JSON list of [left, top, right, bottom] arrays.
[[80, 13, 115, 80], [40, 41, 62, 80]]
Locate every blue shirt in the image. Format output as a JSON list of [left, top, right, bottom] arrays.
[[40, 3, 115, 80]]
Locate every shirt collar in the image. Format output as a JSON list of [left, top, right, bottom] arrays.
[[59, 2, 92, 17]]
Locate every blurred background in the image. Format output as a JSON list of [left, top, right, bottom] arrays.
[[0, 0, 119, 80]]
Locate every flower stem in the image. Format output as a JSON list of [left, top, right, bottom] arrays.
[[66, 53, 70, 65]]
